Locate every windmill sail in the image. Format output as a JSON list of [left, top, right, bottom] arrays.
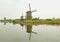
[[32, 10, 37, 13], [29, 33, 31, 40], [29, 4, 31, 11]]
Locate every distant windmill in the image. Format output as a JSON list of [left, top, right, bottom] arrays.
[[26, 4, 37, 20], [21, 13, 24, 20], [4, 17, 6, 21]]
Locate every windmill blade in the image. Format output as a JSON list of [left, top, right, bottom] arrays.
[[29, 4, 31, 11], [29, 33, 31, 40], [32, 31, 37, 34], [31, 10, 37, 13]]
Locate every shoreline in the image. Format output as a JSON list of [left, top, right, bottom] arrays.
[[0, 20, 60, 25]]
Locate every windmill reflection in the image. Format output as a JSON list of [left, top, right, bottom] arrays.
[[4, 21, 6, 25], [20, 24, 37, 40], [26, 24, 37, 40]]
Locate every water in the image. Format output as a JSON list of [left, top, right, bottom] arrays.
[[0, 22, 60, 42]]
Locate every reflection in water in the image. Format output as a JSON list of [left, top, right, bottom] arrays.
[[1, 21, 60, 42], [0, 21, 7, 25], [20, 24, 24, 30], [19, 24, 37, 40], [26, 25, 32, 40], [2, 21, 37, 40], [4, 21, 6, 25], [26, 24, 37, 40], [0, 21, 11, 25]]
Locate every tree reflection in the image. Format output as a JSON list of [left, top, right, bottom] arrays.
[[20, 24, 24, 30]]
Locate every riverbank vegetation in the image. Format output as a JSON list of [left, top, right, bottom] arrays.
[[0, 18, 60, 25]]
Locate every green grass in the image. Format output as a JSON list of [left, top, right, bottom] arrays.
[[13, 20, 60, 25], [1, 19, 60, 25]]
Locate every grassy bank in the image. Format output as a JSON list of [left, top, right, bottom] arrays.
[[13, 20, 60, 25], [1, 19, 60, 25]]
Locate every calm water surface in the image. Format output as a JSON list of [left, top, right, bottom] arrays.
[[0, 22, 60, 42]]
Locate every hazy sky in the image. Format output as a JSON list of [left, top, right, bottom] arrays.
[[0, 0, 60, 19]]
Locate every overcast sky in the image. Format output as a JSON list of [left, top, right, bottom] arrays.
[[0, 0, 60, 19]]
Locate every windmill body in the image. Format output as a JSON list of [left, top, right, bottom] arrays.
[[26, 11, 32, 20]]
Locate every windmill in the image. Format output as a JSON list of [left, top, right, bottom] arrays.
[[21, 13, 26, 20], [26, 4, 37, 20], [21, 13, 24, 20]]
